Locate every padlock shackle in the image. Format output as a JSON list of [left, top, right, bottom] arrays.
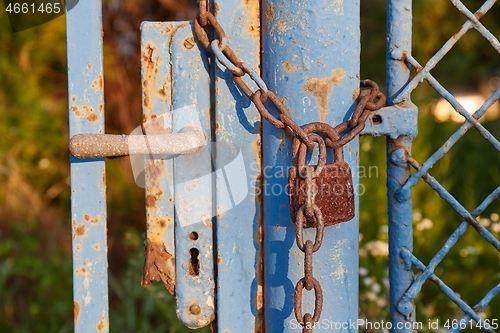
[[69, 126, 206, 158], [291, 122, 345, 169], [292, 134, 327, 178]]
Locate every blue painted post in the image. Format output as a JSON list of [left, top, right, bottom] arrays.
[[66, 0, 109, 332], [386, 0, 415, 331], [262, 1, 360, 331]]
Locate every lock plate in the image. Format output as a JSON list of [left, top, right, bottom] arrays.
[[289, 161, 355, 227]]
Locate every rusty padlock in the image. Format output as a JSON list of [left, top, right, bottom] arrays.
[[288, 127, 355, 227]]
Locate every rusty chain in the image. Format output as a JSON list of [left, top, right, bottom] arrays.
[[195, 1, 385, 331]]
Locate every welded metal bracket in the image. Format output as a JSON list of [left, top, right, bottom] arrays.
[[361, 105, 418, 139]]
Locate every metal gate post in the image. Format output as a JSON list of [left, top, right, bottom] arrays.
[[386, 0, 415, 331], [262, 1, 360, 331], [66, 0, 109, 332]]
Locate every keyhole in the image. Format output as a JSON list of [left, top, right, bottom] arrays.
[[188, 248, 200, 276]]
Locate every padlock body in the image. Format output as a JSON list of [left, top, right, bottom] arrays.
[[289, 162, 355, 227]]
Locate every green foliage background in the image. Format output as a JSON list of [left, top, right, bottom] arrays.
[[0, 0, 499, 332]]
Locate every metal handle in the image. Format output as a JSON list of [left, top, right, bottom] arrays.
[[69, 126, 206, 158]]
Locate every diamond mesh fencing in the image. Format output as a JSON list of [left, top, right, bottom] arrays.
[[390, 0, 500, 330]]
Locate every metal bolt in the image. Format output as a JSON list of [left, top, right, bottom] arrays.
[[183, 37, 195, 49], [189, 304, 201, 315]]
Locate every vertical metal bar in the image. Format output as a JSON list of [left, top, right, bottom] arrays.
[[213, 1, 263, 331], [66, 0, 109, 332], [386, 0, 415, 331], [262, 1, 360, 331]]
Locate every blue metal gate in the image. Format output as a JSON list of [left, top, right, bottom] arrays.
[[66, 0, 499, 331]]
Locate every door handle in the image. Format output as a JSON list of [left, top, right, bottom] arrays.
[[69, 126, 206, 158]]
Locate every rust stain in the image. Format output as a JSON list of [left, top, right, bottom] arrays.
[[70, 105, 84, 118], [265, 3, 275, 27], [71, 96, 77, 102], [141, 240, 175, 294], [86, 113, 98, 123], [87, 63, 92, 70], [158, 83, 168, 96], [217, 254, 222, 265], [352, 87, 360, 101], [73, 301, 80, 323], [275, 224, 280, 230], [168, 197, 174, 203], [157, 218, 166, 228], [90, 75, 103, 91], [303, 69, 345, 123], [276, 20, 286, 32], [74, 224, 86, 238], [91, 215, 100, 224], [283, 61, 299, 72], [142, 43, 159, 116], [145, 195, 156, 207], [142, 43, 155, 63], [72, 218, 76, 225], [242, 0, 260, 59], [82, 105, 98, 123], [96, 316, 108, 332], [75, 266, 86, 274], [98, 104, 103, 113], [94, 243, 101, 251], [84, 214, 91, 222]]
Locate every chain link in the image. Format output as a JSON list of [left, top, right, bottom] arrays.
[[195, 2, 386, 331]]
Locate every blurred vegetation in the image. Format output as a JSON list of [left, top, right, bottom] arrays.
[[0, 0, 499, 332]]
